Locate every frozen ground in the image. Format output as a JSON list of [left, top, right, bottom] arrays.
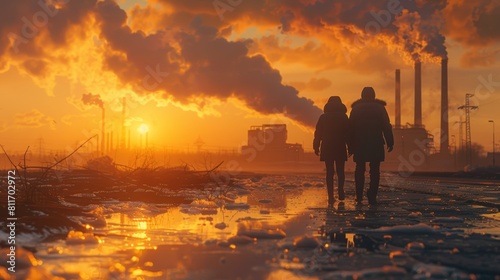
[[1, 173, 500, 279]]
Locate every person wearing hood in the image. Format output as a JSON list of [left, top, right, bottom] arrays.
[[348, 87, 394, 205], [313, 96, 349, 207]]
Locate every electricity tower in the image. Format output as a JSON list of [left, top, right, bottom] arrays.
[[458, 93, 478, 166]]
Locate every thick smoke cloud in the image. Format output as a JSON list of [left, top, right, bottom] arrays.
[[154, 0, 449, 61], [0, 0, 97, 72], [273, 0, 448, 61], [156, 0, 497, 64], [443, 0, 500, 66], [82, 93, 103, 108], [95, 0, 322, 127]]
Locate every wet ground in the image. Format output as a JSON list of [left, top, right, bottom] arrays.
[[1, 173, 500, 279]]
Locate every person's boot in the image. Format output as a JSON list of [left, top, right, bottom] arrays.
[[368, 163, 380, 205], [338, 187, 345, 201], [326, 170, 334, 207], [338, 176, 345, 201], [367, 187, 377, 205], [367, 180, 379, 204], [355, 185, 363, 205], [355, 163, 365, 204], [355, 177, 364, 205], [327, 184, 334, 207]]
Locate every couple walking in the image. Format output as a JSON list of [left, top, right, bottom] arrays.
[[313, 87, 394, 206]]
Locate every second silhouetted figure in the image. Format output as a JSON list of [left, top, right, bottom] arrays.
[[314, 96, 349, 206], [349, 87, 394, 205]]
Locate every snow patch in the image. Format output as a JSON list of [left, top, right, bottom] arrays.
[[237, 221, 286, 239], [225, 202, 250, 210], [432, 217, 464, 223], [293, 235, 320, 249], [360, 223, 439, 234], [65, 230, 100, 245], [324, 265, 407, 279]]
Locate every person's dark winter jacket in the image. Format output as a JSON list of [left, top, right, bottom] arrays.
[[313, 96, 349, 161], [348, 96, 394, 162]]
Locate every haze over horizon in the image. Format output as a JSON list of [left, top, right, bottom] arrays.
[[1, 0, 499, 154]]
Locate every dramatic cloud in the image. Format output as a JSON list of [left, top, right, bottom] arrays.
[[95, 0, 322, 127], [460, 48, 500, 68], [15, 109, 55, 128], [444, 0, 500, 46], [289, 78, 332, 92], [0, 0, 98, 92], [82, 93, 104, 108], [443, 0, 500, 67]]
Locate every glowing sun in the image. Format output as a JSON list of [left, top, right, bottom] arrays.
[[138, 123, 149, 134]]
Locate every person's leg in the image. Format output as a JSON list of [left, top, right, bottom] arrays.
[[335, 160, 345, 200], [325, 161, 335, 205], [354, 162, 366, 204], [367, 161, 381, 204]]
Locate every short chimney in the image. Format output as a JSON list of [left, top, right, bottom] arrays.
[[414, 60, 422, 127], [395, 69, 401, 128], [440, 58, 449, 154]]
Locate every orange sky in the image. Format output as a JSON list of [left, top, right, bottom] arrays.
[[1, 0, 499, 155]]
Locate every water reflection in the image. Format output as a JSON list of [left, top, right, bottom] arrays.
[[35, 184, 328, 278], [247, 188, 287, 209], [133, 244, 275, 279], [329, 232, 379, 252]]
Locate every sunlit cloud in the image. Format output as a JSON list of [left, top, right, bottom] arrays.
[[15, 109, 55, 129]]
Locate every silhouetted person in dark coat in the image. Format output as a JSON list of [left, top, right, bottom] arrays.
[[313, 96, 349, 206], [349, 87, 394, 205]]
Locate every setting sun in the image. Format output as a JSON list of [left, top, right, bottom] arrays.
[[138, 123, 149, 135]]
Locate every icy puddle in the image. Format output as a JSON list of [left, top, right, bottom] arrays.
[[7, 174, 500, 279], [33, 175, 332, 279]]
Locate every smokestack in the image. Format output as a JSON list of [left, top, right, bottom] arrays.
[[440, 58, 449, 155], [106, 132, 110, 153], [101, 107, 105, 155], [414, 60, 422, 127], [128, 128, 131, 150], [395, 69, 401, 128], [120, 97, 126, 150]]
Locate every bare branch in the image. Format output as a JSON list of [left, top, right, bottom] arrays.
[[45, 135, 97, 172]]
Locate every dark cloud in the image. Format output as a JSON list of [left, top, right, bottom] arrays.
[[0, 0, 97, 73], [15, 109, 54, 128], [444, 0, 500, 46], [151, 0, 451, 60], [82, 93, 104, 108], [94, 0, 322, 127], [474, 4, 500, 41], [442, 0, 500, 66], [289, 78, 332, 92]]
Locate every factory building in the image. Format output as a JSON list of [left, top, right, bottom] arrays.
[[241, 124, 303, 161]]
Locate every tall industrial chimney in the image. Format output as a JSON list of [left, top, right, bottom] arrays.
[[120, 97, 126, 150], [395, 69, 401, 128], [414, 60, 422, 127], [440, 58, 449, 155], [101, 107, 105, 155]]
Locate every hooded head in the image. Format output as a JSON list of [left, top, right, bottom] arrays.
[[361, 87, 376, 100], [328, 96, 342, 104], [351, 86, 386, 107], [324, 96, 347, 113]]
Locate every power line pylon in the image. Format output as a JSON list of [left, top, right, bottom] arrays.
[[458, 93, 478, 166]]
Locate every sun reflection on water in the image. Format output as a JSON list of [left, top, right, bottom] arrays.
[[36, 177, 331, 278]]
